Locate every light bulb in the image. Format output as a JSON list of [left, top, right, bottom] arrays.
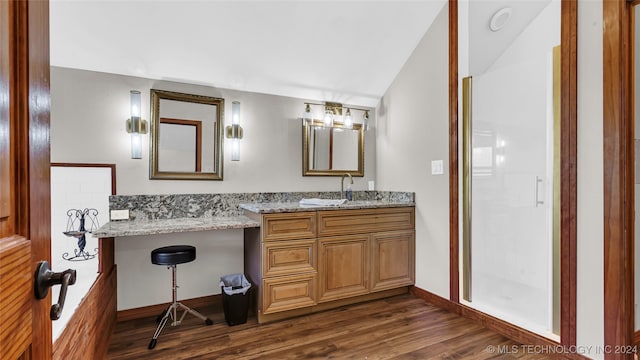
[[344, 108, 353, 129], [323, 109, 334, 127]]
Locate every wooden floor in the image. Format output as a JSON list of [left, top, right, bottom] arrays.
[[107, 294, 557, 359]]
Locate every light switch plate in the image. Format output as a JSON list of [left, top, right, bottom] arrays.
[[431, 160, 444, 175], [110, 209, 129, 221]]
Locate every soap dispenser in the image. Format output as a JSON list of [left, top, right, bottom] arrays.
[[345, 183, 353, 201]]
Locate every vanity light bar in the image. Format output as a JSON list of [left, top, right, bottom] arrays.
[[302, 102, 371, 130]]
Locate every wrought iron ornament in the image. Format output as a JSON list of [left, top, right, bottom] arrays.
[[62, 208, 99, 261]]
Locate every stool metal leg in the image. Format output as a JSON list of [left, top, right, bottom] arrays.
[[148, 265, 213, 350]]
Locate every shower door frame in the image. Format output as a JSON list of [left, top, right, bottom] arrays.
[[448, 0, 577, 348]]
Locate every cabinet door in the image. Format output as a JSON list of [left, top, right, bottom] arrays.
[[371, 230, 415, 292], [318, 234, 370, 303]]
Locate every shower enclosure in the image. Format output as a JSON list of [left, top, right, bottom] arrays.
[[459, 0, 560, 339]]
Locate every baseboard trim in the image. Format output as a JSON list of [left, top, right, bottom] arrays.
[[117, 294, 222, 322], [409, 286, 589, 360]]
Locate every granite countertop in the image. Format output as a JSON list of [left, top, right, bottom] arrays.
[[93, 215, 260, 238], [240, 199, 415, 214]]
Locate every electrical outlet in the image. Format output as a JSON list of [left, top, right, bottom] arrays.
[[110, 209, 130, 221]]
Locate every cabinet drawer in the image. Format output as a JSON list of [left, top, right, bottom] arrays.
[[262, 273, 316, 314], [263, 239, 316, 277], [318, 207, 414, 237], [263, 212, 316, 241]]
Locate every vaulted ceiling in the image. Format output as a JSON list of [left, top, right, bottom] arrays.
[[50, 0, 447, 107]]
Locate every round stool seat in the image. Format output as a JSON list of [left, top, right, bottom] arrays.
[[151, 245, 196, 265]]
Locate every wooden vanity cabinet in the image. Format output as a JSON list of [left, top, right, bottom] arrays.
[[317, 208, 415, 302], [245, 211, 317, 318], [244, 207, 414, 323]]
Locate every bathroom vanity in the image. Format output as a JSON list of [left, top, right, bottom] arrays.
[[241, 201, 415, 323], [93, 191, 415, 325]]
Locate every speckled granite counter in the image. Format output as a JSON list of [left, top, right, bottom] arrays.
[[96, 191, 415, 237], [109, 191, 414, 221], [240, 199, 415, 214], [93, 215, 260, 238]]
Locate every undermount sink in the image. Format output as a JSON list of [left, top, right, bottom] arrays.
[[298, 198, 348, 206]]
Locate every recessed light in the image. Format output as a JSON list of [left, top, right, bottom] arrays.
[[490, 7, 512, 32]]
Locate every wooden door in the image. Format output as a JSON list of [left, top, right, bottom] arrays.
[[0, 1, 52, 359]]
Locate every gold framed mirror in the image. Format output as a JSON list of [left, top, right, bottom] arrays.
[[302, 121, 364, 176], [149, 89, 224, 180]]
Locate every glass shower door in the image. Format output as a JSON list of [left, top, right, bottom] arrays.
[[460, 0, 560, 339]]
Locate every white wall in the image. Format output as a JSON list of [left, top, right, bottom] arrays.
[[376, 4, 450, 298], [50, 67, 376, 195], [376, 1, 604, 358], [114, 230, 243, 310], [576, 0, 604, 358], [50, 166, 111, 340], [50, 67, 376, 310]]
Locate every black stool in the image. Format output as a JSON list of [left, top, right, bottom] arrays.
[[148, 245, 213, 350]]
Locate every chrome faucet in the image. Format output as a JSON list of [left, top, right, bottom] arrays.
[[341, 173, 353, 199]]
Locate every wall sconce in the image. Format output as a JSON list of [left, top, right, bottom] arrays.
[[225, 101, 243, 161], [302, 102, 370, 130], [126, 90, 147, 159]]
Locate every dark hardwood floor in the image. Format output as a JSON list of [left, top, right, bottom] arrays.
[[107, 294, 558, 359]]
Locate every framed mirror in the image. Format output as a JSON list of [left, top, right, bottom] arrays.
[[149, 89, 224, 180], [302, 121, 364, 176]]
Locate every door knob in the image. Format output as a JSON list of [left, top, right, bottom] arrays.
[[34, 261, 76, 320]]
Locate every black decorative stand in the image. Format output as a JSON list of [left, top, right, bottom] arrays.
[[62, 208, 99, 261]]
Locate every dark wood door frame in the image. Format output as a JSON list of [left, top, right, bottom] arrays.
[[3, 0, 53, 358], [448, 0, 578, 348], [603, 0, 635, 358]]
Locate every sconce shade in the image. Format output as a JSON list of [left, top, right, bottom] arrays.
[[127, 90, 147, 159], [232, 101, 240, 125], [131, 133, 142, 159], [303, 104, 313, 125], [363, 111, 370, 131], [130, 90, 141, 118], [231, 138, 240, 161], [226, 101, 243, 161]]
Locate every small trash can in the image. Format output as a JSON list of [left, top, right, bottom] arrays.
[[219, 273, 251, 326]]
